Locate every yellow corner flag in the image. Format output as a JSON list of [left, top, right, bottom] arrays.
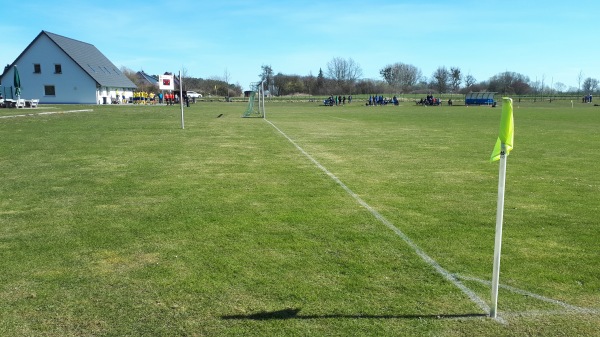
[[490, 97, 514, 162]]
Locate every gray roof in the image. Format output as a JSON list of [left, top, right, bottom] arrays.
[[43, 31, 136, 88], [137, 71, 159, 86], [2, 31, 136, 89]]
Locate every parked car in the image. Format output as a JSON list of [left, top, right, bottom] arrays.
[[186, 91, 202, 98], [323, 97, 334, 106]]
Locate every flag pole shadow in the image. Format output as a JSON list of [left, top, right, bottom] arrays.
[[221, 308, 488, 321]]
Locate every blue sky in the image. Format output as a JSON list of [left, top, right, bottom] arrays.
[[1, 0, 598, 91]]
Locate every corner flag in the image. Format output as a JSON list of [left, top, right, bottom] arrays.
[[490, 98, 514, 161], [490, 97, 515, 319], [490, 97, 515, 161]]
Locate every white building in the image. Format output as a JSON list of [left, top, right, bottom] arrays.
[[0, 31, 136, 104]]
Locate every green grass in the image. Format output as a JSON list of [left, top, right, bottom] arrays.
[[0, 101, 599, 336]]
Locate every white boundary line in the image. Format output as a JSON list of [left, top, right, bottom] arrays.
[[265, 117, 600, 323], [0, 109, 93, 119], [264, 119, 496, 320], [455, 274, 599, 315], [328, 116, 357, 122]]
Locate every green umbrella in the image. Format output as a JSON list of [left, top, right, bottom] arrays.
[[13, 65, 21, 99]]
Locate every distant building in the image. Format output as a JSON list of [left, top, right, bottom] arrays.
[[0, 30, 136, 104], [136, 71, 159, 89]]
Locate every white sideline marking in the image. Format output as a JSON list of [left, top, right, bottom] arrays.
[[502, 310, 600, 318], [329, 116, 357, 122], [265, 118, 598, 322], [265, 119, 494, 319], [0, 109, 93, 119], [456, 274, 599, 315]]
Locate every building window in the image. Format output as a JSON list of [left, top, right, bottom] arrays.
[[34, 64, 41, 73], [44, 85, 56, 96], [54, 64, 62, 74]]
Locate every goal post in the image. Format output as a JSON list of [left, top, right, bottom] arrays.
[[242, 81, 265, 118]]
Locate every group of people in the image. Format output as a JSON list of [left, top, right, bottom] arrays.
[[583, 94, 593, 103], [130, 91, 156, 104], [417, 94, 440, 106], [324, 95, 353, 106], [126, 91, 179, 105], [163, 92, 178, 105], [367, 95, 399, 106]]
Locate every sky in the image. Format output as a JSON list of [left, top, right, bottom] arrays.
[[1, 0, 598, 91]]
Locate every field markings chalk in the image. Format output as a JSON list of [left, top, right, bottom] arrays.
[[456, 274, 599, 315], [0, 109, 93, 119], [265, 119, 496, 320], [328, 116, 357, 122]]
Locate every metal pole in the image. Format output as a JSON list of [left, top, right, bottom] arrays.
[[256, 82, 262, 117], [490, 145, 507, 318], [261, 80, 266, 119], [179, 70, 184, 129]]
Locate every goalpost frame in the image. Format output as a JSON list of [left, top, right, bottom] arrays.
[[243, 80, 266, 118]]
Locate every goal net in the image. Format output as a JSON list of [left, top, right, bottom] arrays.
[[242, 81, 265, 118]]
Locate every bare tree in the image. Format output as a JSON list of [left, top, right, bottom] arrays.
[[431, 66, 450, 93], [554, 82, 566, 93], [582, 77, 598, 93], [450, 67, 462, 93], [379, 65, 400, 91], [541, 74, 546, 98], [487, 71, 531, 95], [181, 67, 189, 85], [464, 74, 477, 88], [577, 70, 584, 93], [120, 66, 138, 85], [326, 57, 363, 85], [273, 73, 305, 96], [119, 66, 155, 92], [223, 68, 231, 99], [260, 65, 274, 94], [380, 62, 422, 93], [303, 71, 316, 95]]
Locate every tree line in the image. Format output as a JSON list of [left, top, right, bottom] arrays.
[[122, 59, 598, 98], [258, 58, 598, 97]]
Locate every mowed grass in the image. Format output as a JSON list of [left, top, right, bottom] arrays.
[[0, 100, 598, 336]]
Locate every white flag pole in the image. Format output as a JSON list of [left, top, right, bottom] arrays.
[[261, 80, 266, 119], [490, 144, 507, 318], [179, 70, 185, 129]]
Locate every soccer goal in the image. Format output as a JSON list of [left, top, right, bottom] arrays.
[[242, 81, 265, 118]]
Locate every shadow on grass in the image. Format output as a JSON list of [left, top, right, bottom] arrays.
[[222, 308, 488, 321]]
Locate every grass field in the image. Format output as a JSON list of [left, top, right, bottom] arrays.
[[1, 100, 599, 336]]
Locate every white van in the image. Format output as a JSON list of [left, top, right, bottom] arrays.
[[186, 91, 202, 98]]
